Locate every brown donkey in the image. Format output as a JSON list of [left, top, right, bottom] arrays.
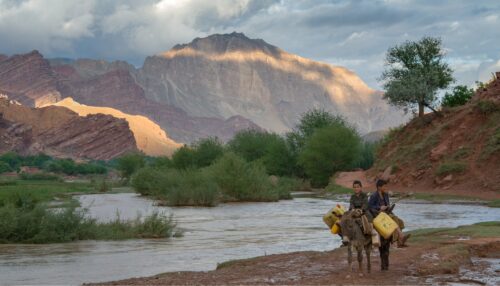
[[339, 209, 372, 276]]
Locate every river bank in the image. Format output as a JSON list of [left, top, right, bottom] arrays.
[[88, 222, 500, 285]]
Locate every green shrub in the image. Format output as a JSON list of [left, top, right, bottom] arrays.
[[435, 161, 467, 176], [116, 152, 146, 181], [351, 141, 376, 170], [274, 177, 303, 200], [228, 130, 296, 176], [0, 152, 22, 170], [0, 198, 175, 244], [166, 169, 219, 206], [0, 161, 12, 174], [45, 159, 107, 175], [19, 172, 61, 181], [298, 124, 361, 187], [131, 167, 182, 199], [207, 153, 278, 202], [171, 146, 196, 169], [441, 85, 474, 108]]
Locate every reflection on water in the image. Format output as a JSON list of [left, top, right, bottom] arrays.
[[0, 193, 498, 285]]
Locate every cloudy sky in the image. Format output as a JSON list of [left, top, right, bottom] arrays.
[[0, 0, 499, 89]]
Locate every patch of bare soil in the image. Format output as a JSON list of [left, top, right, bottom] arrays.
[[87, 236, 500, 285]]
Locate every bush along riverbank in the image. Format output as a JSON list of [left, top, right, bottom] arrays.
[[131, 152, 303, 207], [0, 192, 176, 244]]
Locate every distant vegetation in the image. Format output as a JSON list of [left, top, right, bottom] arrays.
[[0, 152, 107, 175], [126, 109, 373, 206]]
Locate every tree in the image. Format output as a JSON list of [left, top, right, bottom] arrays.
[[380, 37, 454, 117], [116, 152, 146, 181], [441, 85, 474, 108], [298, 124, 361, 187], [287, 109, 347, 152], [228, 130, 295, 176]]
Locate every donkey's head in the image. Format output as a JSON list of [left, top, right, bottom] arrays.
[[339, 210, 365, 246]]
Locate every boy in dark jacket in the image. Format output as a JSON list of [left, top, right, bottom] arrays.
[[369, 179, 410, 271]]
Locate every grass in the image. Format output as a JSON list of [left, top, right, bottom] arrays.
[[324, 183, 352, 195], [408, 221, 500, 243], [487, 199, 500, 208], [435, 161, 467, 176], [480, 126, 500, 160], [0, 180, 95, 204], [19, 172, 61, 181], [409, 192, 482, 203]]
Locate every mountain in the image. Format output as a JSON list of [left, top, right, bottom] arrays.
[[140, 32, 406, 134], [0, 32, 407, 145], [48, 98, 182, 156], [369, 73, 500, 199], [0, 96, 137, 160]]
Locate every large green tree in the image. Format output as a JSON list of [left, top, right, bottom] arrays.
[[298, 123, 361, 187], [380, 37, 454, 117]]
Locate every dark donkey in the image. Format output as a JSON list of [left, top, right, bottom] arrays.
[[339, 209, 372, 276]]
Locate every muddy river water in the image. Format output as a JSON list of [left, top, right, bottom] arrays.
[[0, 193, 499, 285]]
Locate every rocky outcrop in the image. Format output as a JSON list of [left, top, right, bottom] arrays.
[[48, 98, 181, 156], [0, 50, 61, 106], [0, 98, 137, 160]]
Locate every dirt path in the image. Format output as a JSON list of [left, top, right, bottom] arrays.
[[88, 233, 500, 285]]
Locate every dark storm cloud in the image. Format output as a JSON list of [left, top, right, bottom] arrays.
[[0, 0, 499, 88]]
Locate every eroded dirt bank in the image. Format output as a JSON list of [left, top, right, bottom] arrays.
[[87, 223, 500, 285]]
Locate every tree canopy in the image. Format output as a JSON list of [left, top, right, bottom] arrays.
[[380, 37, 454, 117]]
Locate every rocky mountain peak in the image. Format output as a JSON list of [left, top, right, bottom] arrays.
[[171, 32, 281, 56]]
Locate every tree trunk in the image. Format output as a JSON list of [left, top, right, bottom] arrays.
[[418, 102, 424, 117]]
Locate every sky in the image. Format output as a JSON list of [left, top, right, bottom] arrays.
[[0, 0, 499, 89]]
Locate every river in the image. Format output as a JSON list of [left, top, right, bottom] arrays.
[[0, 193, 498, 285]]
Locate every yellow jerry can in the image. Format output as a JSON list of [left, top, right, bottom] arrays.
[[373, 212, 398, 239], [322, 204, 346, 228], [331, 223, 341, 234]]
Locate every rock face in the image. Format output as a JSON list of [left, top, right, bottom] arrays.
[[48, 98, 181, 156], [0, 98, 137, 160], [0, 51, 61, 106], [51, 59, 262, 143], [141, 32, 406, 134]]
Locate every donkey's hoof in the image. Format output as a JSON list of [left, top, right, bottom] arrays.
[[345, 274, 351, 279], [358, 273, 364, 277]]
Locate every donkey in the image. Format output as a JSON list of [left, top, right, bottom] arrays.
[[339, 209, 372, 276]]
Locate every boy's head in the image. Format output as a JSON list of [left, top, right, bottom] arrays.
[[353, 180, 362, 194], [376, 179, 387, 193]]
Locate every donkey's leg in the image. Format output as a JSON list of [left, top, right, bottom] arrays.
[[357, 246, 363, 276], [348, 244, 353, 272], [365, 243, 371, 274]]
